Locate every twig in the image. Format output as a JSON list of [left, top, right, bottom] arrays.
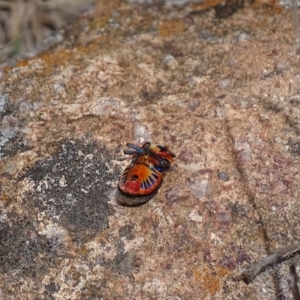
[[234, 242, 300, 284], [288, 264, 300, 300], [0, 35, 20, 52]]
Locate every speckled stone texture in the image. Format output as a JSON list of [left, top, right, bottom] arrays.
[[0, 1, 299, 299]]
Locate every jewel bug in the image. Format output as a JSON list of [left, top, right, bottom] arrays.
[[117, 142, 175, 205]]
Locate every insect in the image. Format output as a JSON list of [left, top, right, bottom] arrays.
[[117, 142, 175, 205]]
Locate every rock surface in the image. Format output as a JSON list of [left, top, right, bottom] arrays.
[[0, 1, 299, 299]]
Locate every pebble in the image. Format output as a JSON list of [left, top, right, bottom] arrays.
[[189, 178, 213, 199], [1, 115, 19, 139], [162, 54, 178, 69], [219, 78, 231, 89], [218, 171, 229, 181], [189, 209, 203, 223], [178, 150, 194, 163], [188, 100, 199, 111], [162, 54, 175, 64], [54, 82, 67, 97], [236, 32, 250, 42], [33, 102, 44, 110], [0, 94, 9, 117], [19, 101, 33, 113], [132, 123, 151, 143], [165, 186, 181, 206], [274, 61, 288, 72]]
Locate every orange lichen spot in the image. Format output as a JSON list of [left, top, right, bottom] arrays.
[[192, 0, 225, 10], [11, 49, 75, 75], [4, 35, 108, 76], [89, 15, 110, 31], [95, 0, 120, 17], [3, 37, 107, 76], [80, 245, 89, 255], [253, 0, 283, 13], [2, 65, 11, 73], [159, 20, 186, 37], [194, 266, 231, 295], [15, 59, 31, 68], [192, 0, 283, 14], [194, 267, 220, 295], [1, 194, 11, 202], [215, 265, 231, 277]]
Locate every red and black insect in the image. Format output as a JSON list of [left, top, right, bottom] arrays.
[[117, 142, 175, 205]]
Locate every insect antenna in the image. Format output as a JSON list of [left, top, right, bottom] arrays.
[[124, 143, 145, 155]]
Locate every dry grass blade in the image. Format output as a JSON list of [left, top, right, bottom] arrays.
[[0, 0, 95, 64], [235, 243, 300, 284], [288, 264, 300, 300]]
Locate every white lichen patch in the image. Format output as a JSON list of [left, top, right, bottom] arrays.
[[38, 222, 69, 245], [188, 209, 203, 223]]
